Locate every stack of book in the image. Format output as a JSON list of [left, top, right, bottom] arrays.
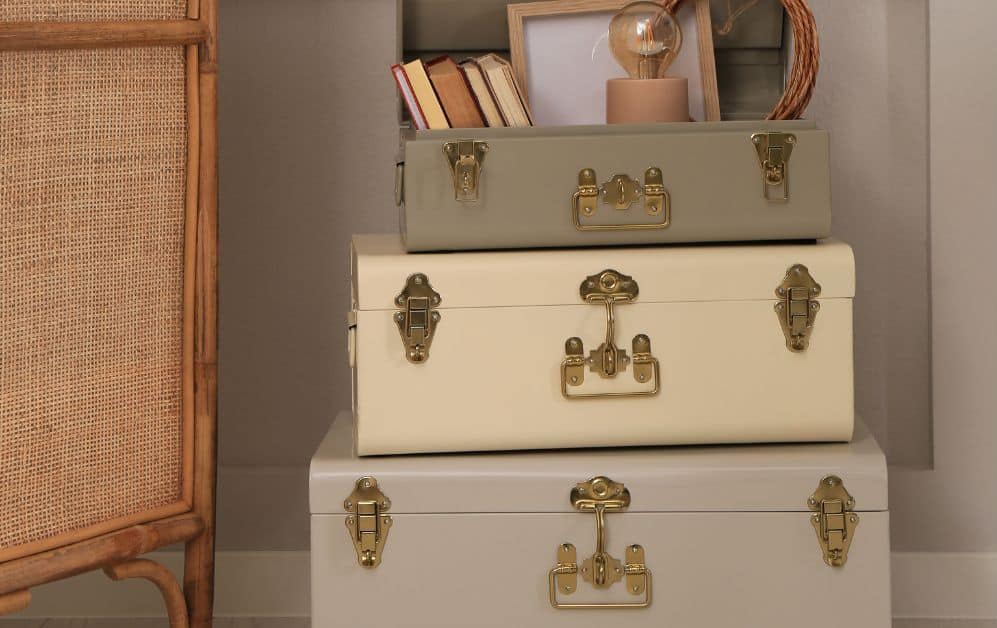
[[391, 54, 533, 130]]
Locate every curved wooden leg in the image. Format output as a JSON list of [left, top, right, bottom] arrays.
[[104, 559, 189, 628], [0, 590, 31, 615]]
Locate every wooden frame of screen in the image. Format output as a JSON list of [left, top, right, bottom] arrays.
[[0, 0, 218, 624]]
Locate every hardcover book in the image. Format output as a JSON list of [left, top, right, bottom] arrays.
[[401, 59, 450, 130], [391, 64, 428, 130], [460, 59, 506, 127], [426, 56, 485, 129], [475, 53, 533, 128]]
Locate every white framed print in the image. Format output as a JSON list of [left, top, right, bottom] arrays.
[[509, 0, 721, 126]]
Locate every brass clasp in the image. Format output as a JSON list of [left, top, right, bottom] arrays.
[[549, 477, 651, 609], [572, 168, 671, 230], [344, 477, 392, 568], [561, 270, 659, 398], [808, 475, 859, 567], [752, 132, 796, 201], [443, 140, 488, 202], [774, 264, 821, 352], [394, 273, 442, 363]]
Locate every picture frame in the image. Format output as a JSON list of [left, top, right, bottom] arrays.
[[509, 0, 721, 126]]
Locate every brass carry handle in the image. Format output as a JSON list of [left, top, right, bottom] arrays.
[[548, 560, 652, 610], [571, 168, 671, 231], [560, 338, 660, 399]]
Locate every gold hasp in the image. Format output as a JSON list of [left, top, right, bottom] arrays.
[[808, 475, 859, 567]]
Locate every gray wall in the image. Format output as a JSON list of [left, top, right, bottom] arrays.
[[217, 0, 399, 550], [216, 0, 991, 554]]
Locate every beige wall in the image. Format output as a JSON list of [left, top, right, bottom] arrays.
[[216, 0, 993, 553]]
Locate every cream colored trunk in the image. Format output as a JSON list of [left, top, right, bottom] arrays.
[[350, 235, 855, 456]]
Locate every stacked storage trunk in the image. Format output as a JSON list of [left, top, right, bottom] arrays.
[[312, 2, 890, 625]]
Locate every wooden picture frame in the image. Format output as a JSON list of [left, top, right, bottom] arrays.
[[0, 2, 218, 625], [509, 0, 721, 124]]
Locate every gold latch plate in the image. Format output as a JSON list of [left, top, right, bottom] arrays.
[[344, 476, 392, 568], [601, 174, 642, 210], [572, 167, 671, 231], [394, 273, 441, 364], [443, 140, 488, 202], [808, 475, 858, 567], [752, 132, 796, 201], [775, 264, 821, 352]]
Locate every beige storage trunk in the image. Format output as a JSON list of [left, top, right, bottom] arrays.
[[311, 411, 891, 627], [349, 234, 855, 456], [398, 120, 830, 251]]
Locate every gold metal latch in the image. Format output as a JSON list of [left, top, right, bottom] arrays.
[[344, 476, 392, 568], [394, 273, 441, 364], [775, 264, 821, 352], [443, 140, 488, 202], [549, 477, 651, 609], [572, 167, 671, 230], [751, 132, 796, 201], [808, 475, 858, 567], [561, 270, 659, 399]]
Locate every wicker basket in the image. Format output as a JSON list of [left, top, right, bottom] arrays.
[[665, 0, 820, 120]]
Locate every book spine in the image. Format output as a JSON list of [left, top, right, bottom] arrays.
[[391, 64, 428, 131], [456, 64, 487, 126]]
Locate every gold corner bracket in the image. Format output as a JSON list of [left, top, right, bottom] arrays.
[[549, 477, 651, 609], [572, 167, 671, 231], [344, 476, 392, 568], [561, 270, 660, 399], [394, 273, 441, 364], [774, 264, 821, 352], [808, 475, 858, 567]]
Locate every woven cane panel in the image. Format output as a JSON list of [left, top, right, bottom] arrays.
[[0, 0, 187, 22], [0, 46, 188, 556]]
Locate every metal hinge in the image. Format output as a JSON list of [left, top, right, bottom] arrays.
[[347, 310, 357, 369], [394, 163, 405, 206], [344, 476, 392, 568], [572, 167, 671, 230], [751, 132, 796, 201], [561, 270, 659, 398], [808, 475, 859, 567], [443, 140, 488, 202], [394, 273, 441, 364], [774, 264, 821, 352], [549, 477, 651, 609]]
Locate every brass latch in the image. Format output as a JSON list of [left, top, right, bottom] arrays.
[[572, 168, 671, 231], [775, 264, 821, 352], [443, 140, 488, 202], [394, 273, 441, 363], [808, 475, 858, 567], [344, 476, 392, 568], [561, 270, 659, 399], [549, 477, 651, 609], [751, 132, 796, 201]]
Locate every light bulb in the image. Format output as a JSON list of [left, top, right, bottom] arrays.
[[609, 2, 682, 80]]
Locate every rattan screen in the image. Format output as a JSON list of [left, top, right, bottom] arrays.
[[0, 45, 190, 561]]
